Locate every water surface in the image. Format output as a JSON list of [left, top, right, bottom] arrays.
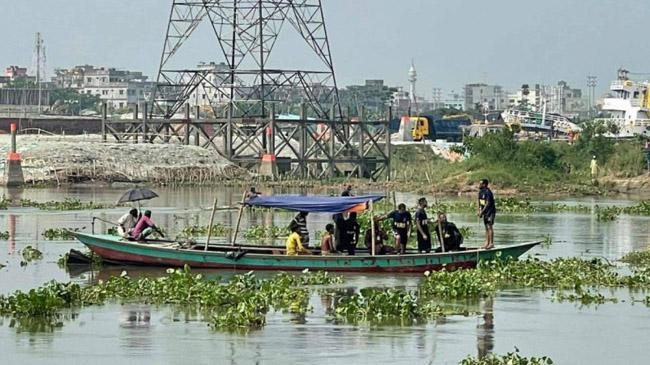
[[1, 186, 649, 364]]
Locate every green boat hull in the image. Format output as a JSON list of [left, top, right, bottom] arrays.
[[72, 232, 540, 273]]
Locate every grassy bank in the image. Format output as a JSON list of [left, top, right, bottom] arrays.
[[390, 128, 650, 196]]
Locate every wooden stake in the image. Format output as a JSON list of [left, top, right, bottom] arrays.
[[204, 197, 218, 251], [231, 191, 247, 246]]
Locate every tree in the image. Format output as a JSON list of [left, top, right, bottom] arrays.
[[4, 76, 36, 89], [49, 88, 101, 115]]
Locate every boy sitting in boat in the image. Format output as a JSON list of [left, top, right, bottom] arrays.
[[320, 224, 336, 255], [286, 222, 311, 256]]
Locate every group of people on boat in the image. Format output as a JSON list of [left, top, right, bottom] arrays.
[[117, 208, 165, 241], [285, 184, 472, 256]]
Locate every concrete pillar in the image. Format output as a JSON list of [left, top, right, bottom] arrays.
[[259, 153, 277, 179], [5, 123, 24, 187]]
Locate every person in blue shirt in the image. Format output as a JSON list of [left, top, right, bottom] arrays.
[[414, 197, 431, 253], [378, 203, 412, 254], [478, 178, 496, 249]]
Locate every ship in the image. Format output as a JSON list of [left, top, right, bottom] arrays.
[[596, 68, 650, 138]]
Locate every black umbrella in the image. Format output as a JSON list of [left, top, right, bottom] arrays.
[[117, 188, 159, 208]]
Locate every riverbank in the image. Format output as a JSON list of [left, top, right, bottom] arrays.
[[0, 134, 648, 197]]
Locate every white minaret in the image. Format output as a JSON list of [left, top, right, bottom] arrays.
[[408, 60, 417, 105]]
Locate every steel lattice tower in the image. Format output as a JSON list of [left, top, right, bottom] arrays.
[[150, 0, 342, 120]]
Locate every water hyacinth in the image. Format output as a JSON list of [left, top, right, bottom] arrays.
[[0, 267, 344, 332], [42, 228, 81, 240], [179, 223, 231, 238], [243, 225, 288, 240], [20, 198, 107, 210], [22, 246, 43, 262], [460, 348, 554, 365]]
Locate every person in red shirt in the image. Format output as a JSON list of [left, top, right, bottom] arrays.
[[130, 210, 164, 241]]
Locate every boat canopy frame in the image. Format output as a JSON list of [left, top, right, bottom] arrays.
[[232, 194, 384, 255]]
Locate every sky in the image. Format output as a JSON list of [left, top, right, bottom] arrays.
[[2, 0, 650, 98]]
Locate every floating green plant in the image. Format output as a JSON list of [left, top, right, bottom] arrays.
[[19, 198, 107, 210], [0, 267, 344, 333], [621, 250, 650, 269], [22, 246, 43, 262], [552, 288, 618, 306], [459, 348, 553, 365], [595, 205, 619, 221], [0, 231, 10, 240], [42, 228, 80, 240], [179, 224, 231, 238], [243, 225, 287, 240]]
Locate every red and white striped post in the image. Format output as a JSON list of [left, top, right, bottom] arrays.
[[5, 122, 24, 187]]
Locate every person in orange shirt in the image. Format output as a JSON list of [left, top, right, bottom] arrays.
[[286, 223, 311, 256]]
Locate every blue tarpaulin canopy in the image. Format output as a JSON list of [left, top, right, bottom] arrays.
[[245, 194, 384, 213]]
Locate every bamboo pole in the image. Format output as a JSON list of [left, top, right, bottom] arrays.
[[231, 192, 247, 246], [204, 197, 218, 251], [370, 199, 376, 256]]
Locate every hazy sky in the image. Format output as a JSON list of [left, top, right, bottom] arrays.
[[3, 0, 649, 98]]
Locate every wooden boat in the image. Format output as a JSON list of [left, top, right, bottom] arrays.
[[73, 194, 541, 273], [71, 233, 540, 273]]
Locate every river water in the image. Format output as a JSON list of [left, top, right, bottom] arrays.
[[1, 186, 649, 364]]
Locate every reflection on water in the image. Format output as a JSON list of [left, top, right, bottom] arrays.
[[477, 297, 494, 359], [2, 187, 650, 364]]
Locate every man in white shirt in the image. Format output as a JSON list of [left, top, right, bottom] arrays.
[[117, 208, 139, 238]]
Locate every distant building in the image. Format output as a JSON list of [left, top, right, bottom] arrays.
[[5, 66, 27, 80], [443, 91, 465, 111], [507, 82, 585, 114], [464, 83, 506, 111], [338, 79, 399, 118], [51, 65, 154, 110], [188, 61, 237, 108]]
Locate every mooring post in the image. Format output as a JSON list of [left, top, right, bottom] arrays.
[[142, 103, 148, 143], [269, 104, 276, 156], [5, 122, 24, 187], [101, 102, 107, 142], [358, 105, 365, 179], [194, 105, 200, 146], [299, 103, 307, 178], [385, 106, 392, 181], [329, 104, 336, 178], [184, 103, 190, 145]]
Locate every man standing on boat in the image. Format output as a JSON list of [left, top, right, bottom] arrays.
[[333, 185, 353, 249], [291, 211, 310, 247], [415, 197, 432, 253], [339, 212, 360, 255], [478, 179, 496, 249], [378, 203, 412, 254]]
